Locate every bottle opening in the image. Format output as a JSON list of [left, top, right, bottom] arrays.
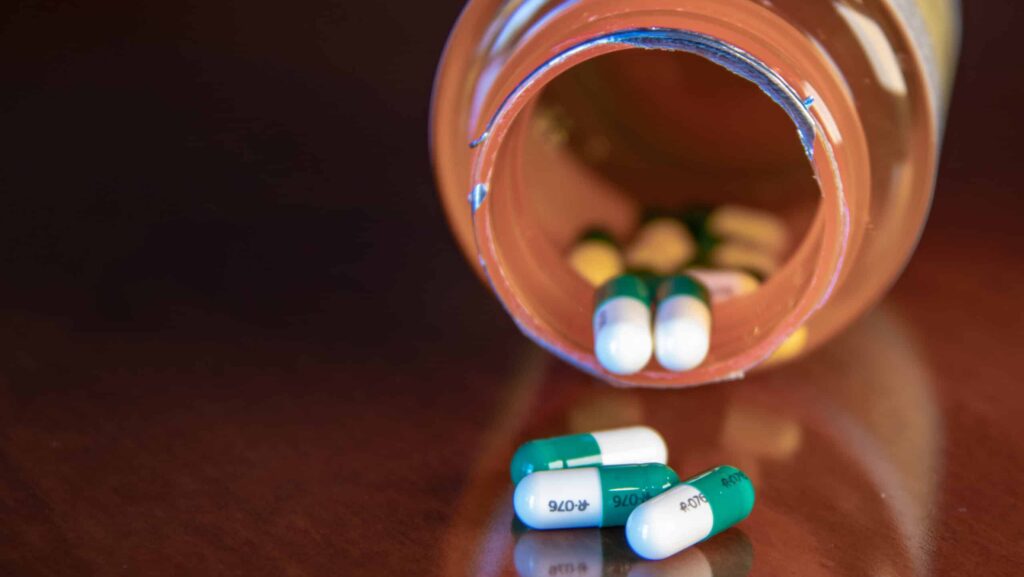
[[472, 30, 847, 385]]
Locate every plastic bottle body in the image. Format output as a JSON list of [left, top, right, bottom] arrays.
[[431, 0, 960, 386]]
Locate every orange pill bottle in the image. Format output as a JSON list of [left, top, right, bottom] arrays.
[[431, 0, 960, 386]]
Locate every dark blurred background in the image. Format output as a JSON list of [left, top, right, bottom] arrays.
[[1, 1, 1023, 575], [1, 0, 501, 351]]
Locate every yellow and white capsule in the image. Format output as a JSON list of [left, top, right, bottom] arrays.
[[707, 205, 789, 256], [625, 217, 697, 275], [709, 242, 779, 279], [568, 229, 625, 287], [654, 275, 712, 372], [594, 274, 654, 375], [684, 268, 761, 303]]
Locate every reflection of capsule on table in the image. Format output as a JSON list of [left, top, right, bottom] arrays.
[[720, 401, 803, 462], [513, 526, 753, 577], [512, 528, 622, 577], [629, 530, 753, 577]]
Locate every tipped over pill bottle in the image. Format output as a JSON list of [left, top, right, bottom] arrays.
[[431, 0, 960, 387]]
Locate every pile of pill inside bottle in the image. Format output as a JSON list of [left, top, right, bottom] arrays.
[[511, 425, 754, 561], [568, 204, 797, 375]]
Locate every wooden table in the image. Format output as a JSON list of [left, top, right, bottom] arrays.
[[1, 1, 1021, 575]]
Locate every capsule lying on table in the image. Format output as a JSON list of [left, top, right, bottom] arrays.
[[515, 464, 680, 530], [510, 426, 668, 484], [626, 465, 755, 560]]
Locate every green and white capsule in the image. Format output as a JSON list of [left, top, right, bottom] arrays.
[[514, 464, 680, 530], [654, 275, 712, 371], [594, 274, 654, 375], [626, 466, 755, 560], [510, 426, 668, 484]]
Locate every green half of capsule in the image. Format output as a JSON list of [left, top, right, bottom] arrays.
[[684, 465, 756, 539], [656, 274, 710, 306], [512, 434, 601, 484], [577, 228, 618, 247], [625, 268, 663, 297], [595, 273, 653, 307], [599, 464, 681, 526], [679, 207, 720, 266]]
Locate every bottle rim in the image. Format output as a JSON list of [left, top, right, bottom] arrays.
[[464, 8, 867, 386]]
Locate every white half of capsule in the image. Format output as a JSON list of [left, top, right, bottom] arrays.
[[591, 426, 668, 466], [626, 484, 715, 560], [594, 297, 653, 375], [514, 468, 604, 530], [685, 268, 761, 303], [654, 295, 711, 371]]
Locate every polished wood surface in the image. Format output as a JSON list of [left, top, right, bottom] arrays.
[[1, 1, 1022, 575]]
